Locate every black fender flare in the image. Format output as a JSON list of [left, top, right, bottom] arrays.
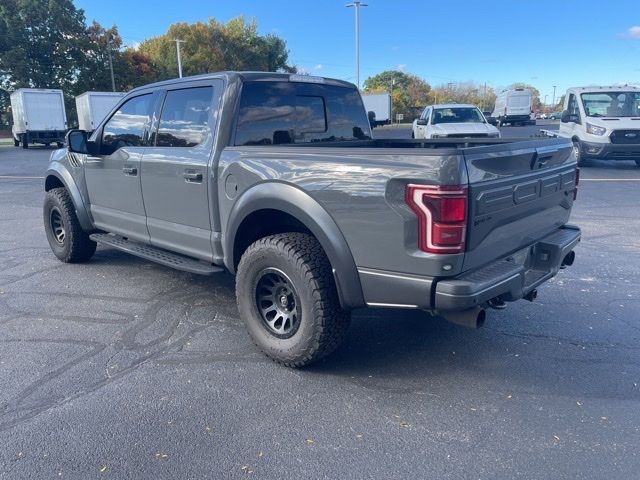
[[45, 164, 93, 231], [224, 182, 365, 309]]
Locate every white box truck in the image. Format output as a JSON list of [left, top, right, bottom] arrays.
[[540, 86, 640, 167], [75, 91, 125, 132], [10, 88, 67, 148], [491, 88, 534, 126], [362, 92, 391, 127]]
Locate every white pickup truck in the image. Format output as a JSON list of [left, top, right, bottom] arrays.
[[541, 86, 640, 167], [412, 104, 500, 139]]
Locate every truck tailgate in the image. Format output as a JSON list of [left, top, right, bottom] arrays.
[[463, 138, 577, 271]]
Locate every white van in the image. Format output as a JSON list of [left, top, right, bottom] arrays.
[[491, 89, 534, 126], [556, 86, 640, 167]]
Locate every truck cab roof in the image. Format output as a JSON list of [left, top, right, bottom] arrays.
[[129, 71, 356, 94]]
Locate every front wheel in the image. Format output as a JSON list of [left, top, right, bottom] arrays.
[[571, 141, 585, 167], [43, 188, 96, 263], [236, 233, 351, 367]]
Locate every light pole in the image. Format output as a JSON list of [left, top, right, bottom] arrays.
[[552, 85, 557, 107], [544, 94, 548, 107], [346, 1, 367, 89], [390, 78, 395, 125], [174, 39, 185, 78]]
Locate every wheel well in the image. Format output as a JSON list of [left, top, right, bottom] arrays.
[[233, 209, 313, 269], [45, 175, 64, 191]]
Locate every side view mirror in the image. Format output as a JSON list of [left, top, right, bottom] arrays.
[[561, 111, 579, 123], [416, 118, 428, 126], [66, 129, 98, 155]]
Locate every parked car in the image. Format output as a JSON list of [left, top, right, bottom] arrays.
[[45, 72, 581, 367], [10, 88, 67, 148], [549, 112, 563, 120], [491, 89, 535, 126], [412, 104, 501, 139], [541, 86, 640, 167]]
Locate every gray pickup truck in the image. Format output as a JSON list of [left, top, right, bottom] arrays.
[[44, 72, 581, 367]]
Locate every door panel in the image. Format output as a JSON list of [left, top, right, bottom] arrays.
[[85, 148, 147, 241], [141, 82, 223, 261], [84, 93, 153, 242]]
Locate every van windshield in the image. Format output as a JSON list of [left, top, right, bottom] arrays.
[[581, 92, 640, 117], [431, 107, 485, 124]]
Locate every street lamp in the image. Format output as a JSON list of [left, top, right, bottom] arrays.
[[552, 85, 557, 107], [346, 1, 368, 89]]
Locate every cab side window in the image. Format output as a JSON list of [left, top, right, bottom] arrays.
[[156, 87, 213, 147], [102, 94, 152, 155], [567, 94, 580, 118]]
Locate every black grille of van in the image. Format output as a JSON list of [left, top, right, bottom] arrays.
[[610, 130, 640, 144]]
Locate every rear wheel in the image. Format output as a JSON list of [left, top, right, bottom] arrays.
[[13, 137, 19, 147], [236, 232, 351, 367], [43, 187, 96, 263], [21, 134, 29, 149]]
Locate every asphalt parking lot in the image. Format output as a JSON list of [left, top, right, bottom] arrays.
[[0, 133, 639, 479]]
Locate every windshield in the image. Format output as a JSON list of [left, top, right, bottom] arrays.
[[581, 92, 640, 118], [431, 107, 485, 124]]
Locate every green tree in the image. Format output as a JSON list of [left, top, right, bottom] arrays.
[[431, 82, 496, 111], [0, 0, 88, 92], [363, 70, 432, 119], [138, 16, 294, 81]]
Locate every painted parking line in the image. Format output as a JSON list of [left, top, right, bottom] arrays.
[[580, 178, 640, 182], [0, 175, 45, 179]]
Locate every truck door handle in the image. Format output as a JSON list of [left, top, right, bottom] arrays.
[[183, 171, 203, 183], [122, 166, 137, 176]]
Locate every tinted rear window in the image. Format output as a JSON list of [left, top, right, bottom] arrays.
[[234, 81, 371, 146]]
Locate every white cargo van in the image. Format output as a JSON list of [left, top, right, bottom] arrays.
[[10, 88, 67, 148], [543, 86, 640, 167], [491, 89, 534, 126], [75, 91, 125, 132], [362, 92, 391, 127]]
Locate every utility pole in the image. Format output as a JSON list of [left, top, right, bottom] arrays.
[[174, 39, 185, 78], [346, 1, 368, 89], [552, 85, 557, 107], [107, 37, 116, 92], [389, 78, 395, 125]]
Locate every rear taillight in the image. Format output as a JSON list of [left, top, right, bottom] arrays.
[[405, 184, 468, 254]]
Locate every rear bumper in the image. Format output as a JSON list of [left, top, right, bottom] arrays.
[[357, 225, 581, 311], [434, 225, 581, 311], [580, 140, 640, 160]]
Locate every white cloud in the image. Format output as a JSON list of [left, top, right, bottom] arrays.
[[396, 64, 407, 72], [313, 64, 323, 70], [626, 26, 640, 38]]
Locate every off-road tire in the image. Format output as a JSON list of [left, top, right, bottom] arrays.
[[43, 187, 96, 263], [236, 232, 351, 367]]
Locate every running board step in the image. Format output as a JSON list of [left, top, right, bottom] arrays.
[[90, 233, 224, 276]]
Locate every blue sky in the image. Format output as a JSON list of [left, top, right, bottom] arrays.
[[76, 0, 640, 104]]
